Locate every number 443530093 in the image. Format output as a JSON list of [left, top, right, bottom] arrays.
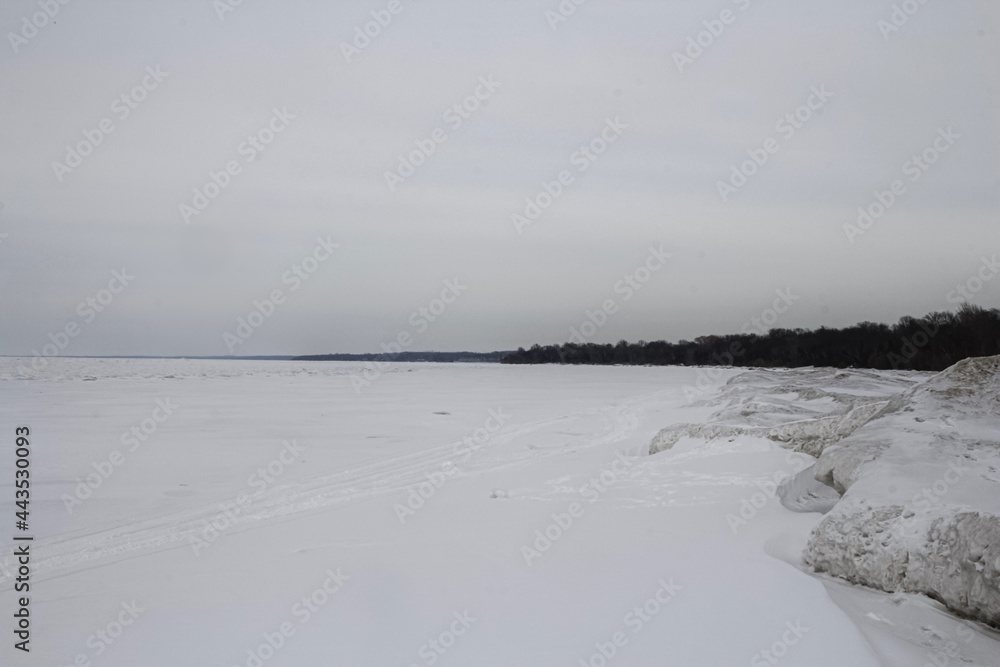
[[14, 427, 30, 531]]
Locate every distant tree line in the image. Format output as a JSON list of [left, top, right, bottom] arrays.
[[295, 351, 511, 363], [500, 304, 1000, 371]]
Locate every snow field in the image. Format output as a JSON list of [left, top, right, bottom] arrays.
[[1, 359, 995, 665]]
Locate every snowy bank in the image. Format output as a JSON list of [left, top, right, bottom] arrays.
[[649, 366, 917, 457], [649, 359, 1000, 628], [805, 355, 1000, 627]]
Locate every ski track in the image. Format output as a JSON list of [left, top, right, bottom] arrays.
[[0, 390, 660, 588]]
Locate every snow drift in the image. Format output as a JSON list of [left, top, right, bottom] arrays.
[[649, 358, 1000, 628], [649, 367, 914, 457], [805, 355, 1000, 628]]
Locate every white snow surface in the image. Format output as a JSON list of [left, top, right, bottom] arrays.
[[1, 358, 997, 666]]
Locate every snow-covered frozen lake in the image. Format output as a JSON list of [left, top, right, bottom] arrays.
[[1, 358, 997, 666]]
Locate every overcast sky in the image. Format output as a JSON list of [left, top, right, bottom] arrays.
[[1, 0, 998, 357]]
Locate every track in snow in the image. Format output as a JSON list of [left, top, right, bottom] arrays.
[[0, 390, 665, 587]]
